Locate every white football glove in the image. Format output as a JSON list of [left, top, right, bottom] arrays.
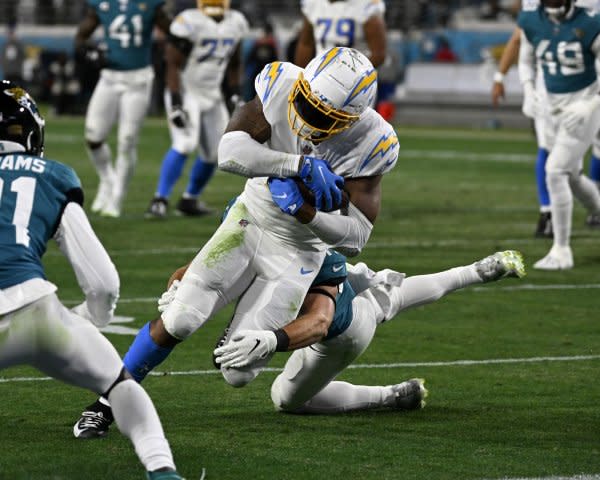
[[561, 96, 600, 140], [169, 105, 189, 129], [157, 280, 180, 313], [213, 329, 277, 369], [521, 81, 540, 119], [71, 300, 113, 328]]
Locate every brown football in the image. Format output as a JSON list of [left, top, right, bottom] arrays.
[[292, 177, 350, 212]]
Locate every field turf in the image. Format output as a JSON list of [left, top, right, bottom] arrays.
[[0, 115, 598, 480]]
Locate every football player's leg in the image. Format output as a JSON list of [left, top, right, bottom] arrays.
[[220, 242, 326, 388], [271, 299, 376, 413], [108, 79, 152, 216], [589, 131, 600, 185], [84, 76, 119, 213], [534, 112, 553, 237]]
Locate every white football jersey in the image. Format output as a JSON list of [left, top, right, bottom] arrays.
[[241, 61, 399, 251], [170, 8, 249, 99], [301, 0, 385, 57]]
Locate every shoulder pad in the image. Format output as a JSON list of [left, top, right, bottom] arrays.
[[357, 116, 399, 175], [312, 250, 348, 287], [364, 0, 386, 17], [521, 0, 539, 11], [254, 61, 298, 105]]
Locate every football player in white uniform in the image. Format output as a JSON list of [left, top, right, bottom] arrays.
[[0, 82, 183, 480], [519, 0, 600, 269], [72, 47, 401, 438], [146, 0, 249, 218], [75, 0, 171, 218], [294, 0, 387, 68]]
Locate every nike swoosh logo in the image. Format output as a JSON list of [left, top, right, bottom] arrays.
[[300, 267, 314, 275], [332, 265, 343, 272], [318, 166, 327, 182], [272, 192, 288, 199], [248, 339, 261, 354]]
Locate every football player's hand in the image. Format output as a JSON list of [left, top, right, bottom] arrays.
[[492, 81, 505, 106], [521, 81, 539, 119], [299, 156, 344, 212], [169, 105, 189, 129], [78, 45, 107, 69], [213, 329, 277, 369], [562, 96, 600, 139], [268, 177, 304, 215], [157, 280, 180, 313]]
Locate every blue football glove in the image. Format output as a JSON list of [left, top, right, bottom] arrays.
[[268, 177, 304, 216], [299, 156, 344, 212]]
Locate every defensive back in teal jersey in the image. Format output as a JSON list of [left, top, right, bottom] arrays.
[[89, 0, 165, 71], [518, 7, 600, 94], [311, 250, 357, 340], [0, 154, 82, 289]]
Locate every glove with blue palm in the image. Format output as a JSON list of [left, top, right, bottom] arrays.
[[299, 156, 344, 211], [268, 177, 304, 215]]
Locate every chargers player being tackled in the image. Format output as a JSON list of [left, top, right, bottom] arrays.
[[518, 0, 600, 269], [146, 0, 249, 218], [0, 81, 184, 480]]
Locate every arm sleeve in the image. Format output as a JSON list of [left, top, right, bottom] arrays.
[[305, 203, 373, 257], [518, 30, 536, 86], [218, 130, 302, 178], [54, 202, 119, 327]]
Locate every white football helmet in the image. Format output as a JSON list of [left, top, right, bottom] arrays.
[[197, 0, 230, 17], [288, 47, 377, 143]]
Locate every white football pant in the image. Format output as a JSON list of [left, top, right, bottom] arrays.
[[160, 196, 326, 387], [271, 263, 483, 413], [165, 91, 229, 162], [85, 67, 154, 209], [0, 293, 175, 471]]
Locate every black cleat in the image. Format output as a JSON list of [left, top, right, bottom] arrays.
[[145, 197, 168, 219], [175, 197, 214, 217], [534, 211, 553, 238], [585, 213, 600, 228], [73, 399, 114, 439]]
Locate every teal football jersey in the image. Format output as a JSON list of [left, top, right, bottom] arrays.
[[89, 0, 164, 70], [518, 7, 600, 93], [0, 154, 82, 289], [311, 250, 357, 340]]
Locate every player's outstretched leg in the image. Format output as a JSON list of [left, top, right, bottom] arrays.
[[473, 250, 526, 282], [392, 378, 428, 410]]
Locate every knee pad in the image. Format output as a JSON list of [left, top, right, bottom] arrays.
[[161, 301, 205, 340], [270, 374, 293, 412], [220, 365, 259, 388]]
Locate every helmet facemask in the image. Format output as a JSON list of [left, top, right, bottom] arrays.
[[198, 0, 230, 18], [287, 73, 359, 144]]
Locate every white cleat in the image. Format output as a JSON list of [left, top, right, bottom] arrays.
[[91, 180, 113, 213], [392, 378, 428, 410], [474, 250, 526, 282], [533, 245, 573, 270], [100, 198, 121, 218]]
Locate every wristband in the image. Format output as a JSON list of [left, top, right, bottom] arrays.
[[274, 329, 290, 352], [493, 71, 505, 83]]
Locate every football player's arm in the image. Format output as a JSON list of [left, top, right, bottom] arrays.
[[294, 15, 316, 67], [364, 15, 387, 68], [218, 96, 304, 177], [54, 200, 119, 328], [225, 43, 243, 96], [517, 29, 535, 87], [153, 3, 172, 35], [213, 285, 336, 368], [294, 175, 380, 257], [492, 26, 521, 106], [74, 7, 100, 53]]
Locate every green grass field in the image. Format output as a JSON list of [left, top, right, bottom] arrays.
[[1, 115, 599, 480]]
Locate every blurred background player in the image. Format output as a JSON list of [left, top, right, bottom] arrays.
[[294, 0, 387, 69], [0, 81, 183, 480], [518, 0, 600, 269], [75, 0, 171, 217], [146, 0, 248, 218], [214, 247, 525, 414]]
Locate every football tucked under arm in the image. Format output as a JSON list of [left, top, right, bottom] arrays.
[[293, 177, 350, 213]]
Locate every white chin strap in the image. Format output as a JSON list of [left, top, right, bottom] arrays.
[[202, 6, 225, 16]]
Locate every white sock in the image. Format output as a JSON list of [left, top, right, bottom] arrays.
[[382, 265, 480, 320], [108, 379, 175, 472], [297, 381, 393, 413], [569, 173, 600, 215], [547, 172, 573, 247], [87, 143, 114, 181]]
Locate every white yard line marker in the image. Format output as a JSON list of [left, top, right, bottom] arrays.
[[481, 475, 600, 480], [2, 354, 599, 383]]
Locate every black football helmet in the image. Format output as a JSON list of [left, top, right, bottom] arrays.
[[0, 80, 45, 156], [541, 0, 573, 18]]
